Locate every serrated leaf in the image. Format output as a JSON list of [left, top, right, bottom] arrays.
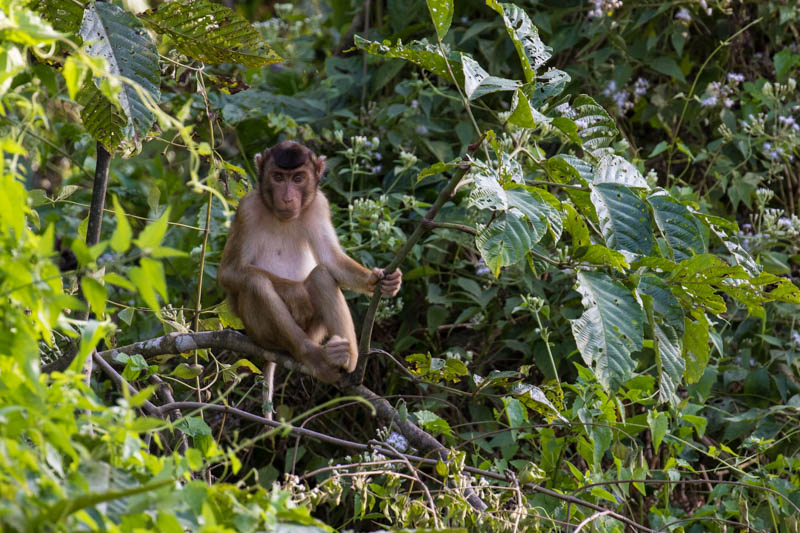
[[80, 1, 160, 142], [570, 271, 644, 389], [594, 155, 648, 189], [141, 0, 280, 67], [461, 55, 519, 101], [487, 0, 551, 83], [78, 80, 125, 153], [28, 0, 83, 34], [413, 410, 453, 437], [647, 191, 705, 262], [591, 183, 655, 258], [506, 187, 559, 242], [355, 35, 456, 79], [683, 312, 709, 384], [639, 276, 685, 405], [425, 0, 453, 40], [476, 214, 533, 277], [572, 95, 618, 160]]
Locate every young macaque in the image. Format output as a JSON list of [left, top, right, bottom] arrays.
[[219, 141, 402, 383]]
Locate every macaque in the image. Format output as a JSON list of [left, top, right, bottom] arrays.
[[219, 141, 402, 383]]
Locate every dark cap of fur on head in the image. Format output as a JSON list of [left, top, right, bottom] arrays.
[[271, 141, 309, 169]]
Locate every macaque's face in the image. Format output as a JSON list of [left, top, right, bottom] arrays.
[[265, 164, 316, 221]]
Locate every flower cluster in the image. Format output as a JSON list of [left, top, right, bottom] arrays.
[[588, 0, 623, 19], [700, 73, 745, 108], [600, 77, 649, 115]]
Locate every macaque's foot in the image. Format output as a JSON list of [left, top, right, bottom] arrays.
[[372, 267, 402, 297], [323, 335, 351, 368], [301, 336, 354, 383]]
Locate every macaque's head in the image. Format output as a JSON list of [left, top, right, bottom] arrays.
[[255, 141, 326, 221]]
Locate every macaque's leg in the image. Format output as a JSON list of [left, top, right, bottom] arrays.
[[305, 265, 359, 372], [235, 279, 308, 356], [236, 275, 351, 383]]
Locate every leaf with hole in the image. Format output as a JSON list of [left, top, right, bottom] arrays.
[[570, 271, 644, 389]]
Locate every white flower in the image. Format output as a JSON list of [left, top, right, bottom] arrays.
[[675, 8, 691, 21]]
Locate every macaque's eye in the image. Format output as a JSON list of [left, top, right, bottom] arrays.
[[272, 173, 284, 182], [292, 174, 304, 183]]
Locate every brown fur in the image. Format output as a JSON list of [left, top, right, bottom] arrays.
[[219, 141, 402, 383]]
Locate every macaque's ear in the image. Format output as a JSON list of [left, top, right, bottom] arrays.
[[313, 154, 327, 180], [254, 148, 271, 179]]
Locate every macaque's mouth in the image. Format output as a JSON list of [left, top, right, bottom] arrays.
[[275, 209, 300, 221]]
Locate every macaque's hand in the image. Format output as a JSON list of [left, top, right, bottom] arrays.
[[371, 267, 402, 297]]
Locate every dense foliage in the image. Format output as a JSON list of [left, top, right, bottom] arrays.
[[1, 0, 799, 531]]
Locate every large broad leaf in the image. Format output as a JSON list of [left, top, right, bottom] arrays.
[[683, 312, 709, 384], [530, 68, 570, 105], [508, 186, 563, 243], [141, 0, 280, 67], [594, 155, 648, 189], [425, 0, 453, 39], [591, 183, 655, 258], [78, 80, 126, 152], [647, 191, 705, 262], [79, 1, 160, 143], [461, 55, 519, 100], [508, 87, 550, 127], [355, 35, 456, 79], [28, 0, 84, 34], [467, 157, 523, 212], [487, 0, 551, 83], [707, 223, 760, 276], [476, 214, 533, 277], [570, 271, 644, 389], [572, 95, 618, 160], [639, 276, 685, 405]]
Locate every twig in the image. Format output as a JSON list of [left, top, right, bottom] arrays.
[[351, 148, 479, 386], [148, 374, 188, 453], [92, 350, 159, 416], [574, 510, 611, 532]]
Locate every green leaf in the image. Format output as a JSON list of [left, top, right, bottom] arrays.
[[170, 363, 204, 379], [773, 48, 799, 79], [682, 414, 707, 438], [507, 186, 561, 242], [461, 55, 519, 101], [141, 0, 281, 67], [80, 1, 161, 142], [80, 276, 107, 317], [487, 0, 551, 83], [476, 213, 533, 277], [571, 95, 618, 160], [62, 56, 87, 101], [175, 416, 212, 437], [78, 80, 126, 153], [591, 183, 655, 257], [413, 410, 453, 437], [683, 312, 709, 384], [104, 272, 135, 291], [502, 396, 527, 428], [647, 410, 668, 453], [110, 195, 132, 253], [594, 155, 648, 189], [355, 35, 455, 79], [570, 271, 644, 389], [28, 0, 84, 34], [425, 0, 453, 40], [508, 87, 550, 127], [417, 160, 458, 182], [650, 56, 685, 83], [134, 207, 170, 252], [564, 203, 590, 248], [647, 191, 705, 262], [577, 244, 629, 272], [639, 276, 684, 405]]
